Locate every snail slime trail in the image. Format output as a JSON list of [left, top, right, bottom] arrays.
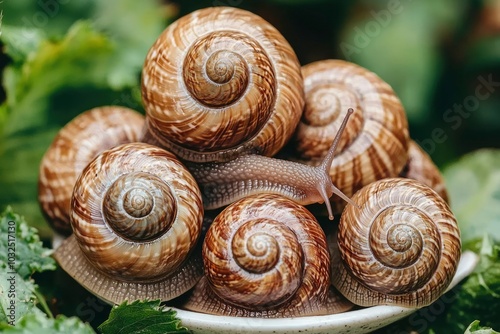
[[187, 108, 357, 220]]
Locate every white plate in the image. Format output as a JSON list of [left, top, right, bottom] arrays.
[[52, 234, 479, 334], [169, 250, 479, 334]]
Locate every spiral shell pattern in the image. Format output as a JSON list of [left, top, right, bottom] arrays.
[[141, 7, 304, 162], [293, 60, 409, 209], [331, 178, 461, 307], [70, 142, 203, 281], [183, 194, 332, 317], [38, 106, 145, 234], [400, 140, 449, 202]]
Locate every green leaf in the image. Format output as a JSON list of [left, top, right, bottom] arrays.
[[0, 206, 56, 279], [0, 25, 45, 65], [465, 320, 500, 334], [0, 21, 123, 234], [0, 1, 171, 232], [91, 0, 171, 90], [442, 149, 500, 243], [1, 21, 114, 132], [433, 235, 500, 332], [98, 300, 192, 334], [0, 0, 96, 38], [0, 207, 56, 325], [0, 313, 96, 334], [0, 264, 46, 326]]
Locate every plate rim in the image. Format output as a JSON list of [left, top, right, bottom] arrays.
[[168, 250, 479, 333]]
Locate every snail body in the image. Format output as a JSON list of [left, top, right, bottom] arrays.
[[38, 106, 145, 234], [141, 6, 304, 162], [53, 142, 204, 304], [188, 108, 357, 220], [292, 60, 410, 213], [183, 194, 352, 317], [331, 178, 461, 308]]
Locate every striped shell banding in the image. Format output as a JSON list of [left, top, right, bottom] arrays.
[[399, 140, 449, 202], [292, 59, 410, 213], [182, 194, 353, 317], [331, 178, 461, 308], [38, 106, 145, 234], [141, 6, 304, 163], [53, 142, 204, 304], [42, 5, 460, 317]]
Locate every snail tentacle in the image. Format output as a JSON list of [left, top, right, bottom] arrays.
[[187, 108, 356, 220]]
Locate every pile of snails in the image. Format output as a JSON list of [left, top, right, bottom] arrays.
[[38, 7, 461, 318]]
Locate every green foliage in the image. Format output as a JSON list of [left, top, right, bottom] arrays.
[[440, 149, 500, 330], [0, 268, 47, 326], [440, 235, 500, 332], [98, 300, 191, 334], [0, 207, 56, 279], [0, 0, 170, 236], [1, 1, 500, 333], [0, 313, 96, 334], [443, 149, 500, 243], [0, 207, 56, 325], [465, 320, 500, 334], [339, 0, 468, 122]]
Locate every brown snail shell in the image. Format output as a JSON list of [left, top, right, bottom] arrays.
[[292, 60, 410, 213], [38, 106, 145, 234], [53, 142, 204, 304], [141, 6, 304, 162], [182, 194, 351, 317], [331, 178, 461, 308], [400, 140, 449, 202]]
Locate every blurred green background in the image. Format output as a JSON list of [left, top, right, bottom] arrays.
[[1, 1, 500, 333]]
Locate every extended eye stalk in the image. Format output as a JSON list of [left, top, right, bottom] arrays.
[[318, 108, 359, 220]]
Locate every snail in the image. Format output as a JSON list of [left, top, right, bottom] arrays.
[[187, 108, 357, 220], [399, 140, 449, 202], [38, 106, 145, 235], [53, 142, 204, 304], [330, 178, 461, 308], [141, 6, 304, 163], [291, 59, 410, 214], [182, 193, 353, 317], [40, 5, 457, 317]]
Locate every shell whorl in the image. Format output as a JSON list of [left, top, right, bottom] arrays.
[[70, 142, 203, 281], [38, 106, 145, 234], [101, 171, 177, 242], [293, 60, 409, 210], [141, 7, 304, 162], [182, 194, 332, 317], [331, 178, 461, 308]]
